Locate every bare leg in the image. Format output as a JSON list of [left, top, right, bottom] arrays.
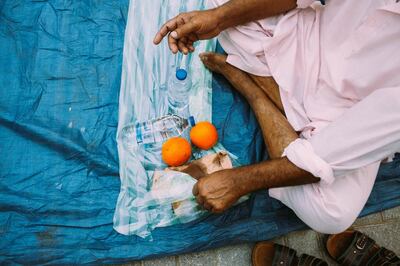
[[200, 52, 296, 159], [248, 75, 285, 114], [192, 52, 318, 213]]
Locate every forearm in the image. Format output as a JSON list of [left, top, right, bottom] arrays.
[[230, 157, 320, 195], [215, 0, 297, 30]]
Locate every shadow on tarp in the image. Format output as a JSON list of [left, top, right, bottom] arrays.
[[0, 1, 399, 264]]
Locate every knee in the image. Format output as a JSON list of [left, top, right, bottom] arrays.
[[270, 185, 362, 235], [370, 87, 400, 106], [306, 207, 357, 234]]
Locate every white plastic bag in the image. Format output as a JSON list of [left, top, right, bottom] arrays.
[[113, 0, 241, 238]]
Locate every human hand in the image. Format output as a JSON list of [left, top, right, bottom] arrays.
[[192, 169, 244, 213], [153, 9, 222, 54]]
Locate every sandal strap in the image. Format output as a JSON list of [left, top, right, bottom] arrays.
[[298, 254, 328, 266], [337, 231, 377, 266], [366, 247, 400, 266], [272, 244, 297, 266]]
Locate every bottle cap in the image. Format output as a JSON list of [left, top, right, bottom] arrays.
[[188, 116, 196, 127], [176, 69, 187, 80]]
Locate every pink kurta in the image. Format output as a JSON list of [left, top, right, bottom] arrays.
[[212, 0, 400, 233]]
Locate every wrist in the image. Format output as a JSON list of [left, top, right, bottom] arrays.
[[212, 6, 228, 32]]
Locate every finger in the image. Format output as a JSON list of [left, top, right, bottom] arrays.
[[196, 196, 204, 206], [153, 16, 179, 44], [211, 204, 224, 213], [192, 183, 199, 196], [168, 33, 178, 54], [208, 200, 224, 213], [187, 33, 198, 43], [170, 15, 186, 39], [188, 34, 199, 52], [177, 39, 189, 54], [175, 16, 189, 54], [203, 202, 212, 211], [186, 41, 195, 52], [179, 36, 188, 44], [211, 207, 224, 214], [171, 21, 197, 40]]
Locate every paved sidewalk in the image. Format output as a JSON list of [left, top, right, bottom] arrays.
[[122, 206, 400, 266]]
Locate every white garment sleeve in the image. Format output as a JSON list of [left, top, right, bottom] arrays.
[[284, 86, 400, 185]]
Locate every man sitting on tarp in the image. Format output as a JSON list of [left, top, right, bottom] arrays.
[[153, 0, 400, 234]]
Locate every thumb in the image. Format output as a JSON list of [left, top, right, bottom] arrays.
[[171, 21, 198, 40], [192, 182, 199, 196]]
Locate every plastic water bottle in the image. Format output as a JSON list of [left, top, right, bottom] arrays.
[[120, 115, 195, 149], [168, 68, 192, 117]]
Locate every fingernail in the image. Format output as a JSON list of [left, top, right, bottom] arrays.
[[171, 31, 178, 39]]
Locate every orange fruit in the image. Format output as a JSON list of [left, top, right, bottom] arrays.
[[162, 137, 192, 166], [190, 121, 218, 150]]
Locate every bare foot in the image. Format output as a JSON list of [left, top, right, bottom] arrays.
[[199, 52, 264, 102], [199, 52, 228, 75]]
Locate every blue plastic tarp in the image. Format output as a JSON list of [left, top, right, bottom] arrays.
[[0, 1, 399, 265]]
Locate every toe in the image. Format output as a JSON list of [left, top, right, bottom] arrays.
[[199, 52, 211, 62], [199, 52, 228, 74]]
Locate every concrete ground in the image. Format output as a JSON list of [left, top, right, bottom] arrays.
[[122, 206, 400, 266]]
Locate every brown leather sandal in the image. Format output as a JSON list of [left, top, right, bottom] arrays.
[[326, 230, 400, 265], [252, 242, 328, 266]]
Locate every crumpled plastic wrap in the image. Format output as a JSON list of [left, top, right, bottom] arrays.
[[150, 152, 239, 226]]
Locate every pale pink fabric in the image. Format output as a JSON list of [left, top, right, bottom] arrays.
[[296, 0, 316, 8], [211, 0, 400, 233]]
